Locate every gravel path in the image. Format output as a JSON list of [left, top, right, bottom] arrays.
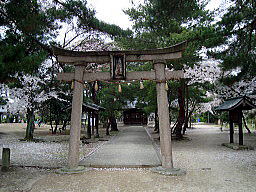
[[1, 124, 256, 191]]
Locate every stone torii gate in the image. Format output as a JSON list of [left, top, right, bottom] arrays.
[[53, 41, 186, 174]]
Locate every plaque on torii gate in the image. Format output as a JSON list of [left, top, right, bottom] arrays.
[[53, 41, 187, 174]]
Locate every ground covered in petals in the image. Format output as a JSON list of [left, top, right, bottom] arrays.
[[1, 123, 256, 192]]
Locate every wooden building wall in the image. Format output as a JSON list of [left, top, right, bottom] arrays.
[[123, 108, 147, 125]]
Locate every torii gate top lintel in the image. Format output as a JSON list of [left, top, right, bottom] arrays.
[[52, 41, 187, 64]]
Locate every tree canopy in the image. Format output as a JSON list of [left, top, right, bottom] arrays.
[[206, 0, 256, 82], [0, 0, 132, 82]]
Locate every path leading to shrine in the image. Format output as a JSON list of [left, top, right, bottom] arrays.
[[80, 125, 161, 167]]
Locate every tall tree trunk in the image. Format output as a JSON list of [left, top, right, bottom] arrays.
[[184, 101, 196, 134], [25, 108, 35, 141], [220, 119, 223, 132], [254, 118, 256, 131], [62, 120, 67, 130], [91, 81, 99, 137], [49, 102, 54, 133], [242, 113, 251, 134], [50, 120, 54, 134], [173, 79, 185, 139], [6, 114, 10, 123], [53, 120, 59, 134], [184, 110, 194, 132], [87, 111, 91, 139], [154, 109, 159, 133], [110, 116, 118, 131], [91, 112, 95, 137], [106, 119, 110, 136], [95, 113, 99, 138], [183, 82, 189, 134]]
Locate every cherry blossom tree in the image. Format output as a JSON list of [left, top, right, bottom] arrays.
[[7, 62, 57, 140], [184, 54, 256, 130], [215, 77, 256, 100], [185, 59, 222, 85], [176, 58, 223, 132]]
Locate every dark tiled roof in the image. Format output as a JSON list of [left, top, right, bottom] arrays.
[[215, 96, 256, 111], [82, 103, 105, 111]]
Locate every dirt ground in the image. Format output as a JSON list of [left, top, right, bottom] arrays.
[[1, 123, 256, 192]]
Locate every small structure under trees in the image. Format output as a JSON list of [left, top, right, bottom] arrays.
[[123, 108, 147, 125], [65, 102, 105, 138], [82, 103, 105, 139], [215, 96, 256, 145]]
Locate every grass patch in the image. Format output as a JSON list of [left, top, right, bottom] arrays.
[[222, 143, 254, 150]]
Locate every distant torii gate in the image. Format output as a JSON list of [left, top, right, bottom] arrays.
[[53, 42, 186, 172]]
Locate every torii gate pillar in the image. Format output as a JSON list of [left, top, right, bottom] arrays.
[[154, 60, 173, 168], [68, 65, 85, 170]]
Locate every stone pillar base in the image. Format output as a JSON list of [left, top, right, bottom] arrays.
[[1, 148, 10, 172], [56, 166, 91, 174], [151, 166, 186, 176]]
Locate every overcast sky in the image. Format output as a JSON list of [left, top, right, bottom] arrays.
[[87, 0, 141, 29], [87, 0, 223, 30]]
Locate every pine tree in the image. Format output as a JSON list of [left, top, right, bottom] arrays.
[[207, 0, 256, 81], [118, 0, 213, 138], [0, 0, 132, 82]]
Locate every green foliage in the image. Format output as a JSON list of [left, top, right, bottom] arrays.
[[0, 96, 7, 105], [95, 62, 157, 121], [137, 80, 157, 114], [128, 62, 157, 114], [118, 0, 213, 73], [97, 83, 135, 121], [207, 0, 256, 80], [0, 0, 55, 81], [0, 0, 132, 82], [2, 0, 54, 36], [0, 39, 46, 82], [42, 97, 71, 124], [125, 0, 206, 35]]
